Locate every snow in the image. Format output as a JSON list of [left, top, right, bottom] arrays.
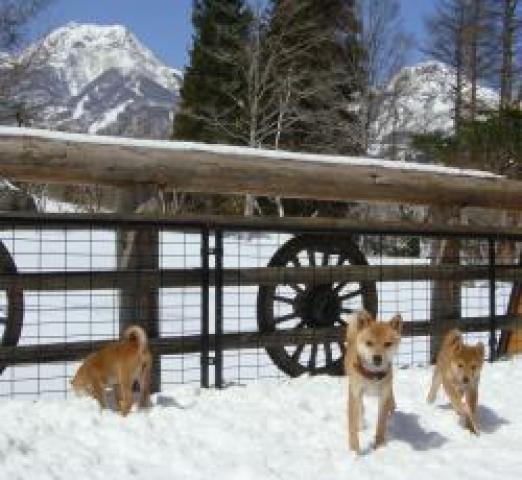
[[0, 359, 520, 479], [88, 99, 133, 134], [0, 126, 502, 179], [3, 23, 180, 139], [370, 61, 500, 158], [22, 22, 181, 96], [71, 95, 89, 120]]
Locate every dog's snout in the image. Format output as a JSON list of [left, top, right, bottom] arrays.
[[463, 376, 470, 384], [372, 354, 383, 366]]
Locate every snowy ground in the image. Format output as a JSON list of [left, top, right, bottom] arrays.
[[0, 359, 520, 480]]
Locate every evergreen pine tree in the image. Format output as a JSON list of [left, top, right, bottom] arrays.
[[173, 0, 251, 144]]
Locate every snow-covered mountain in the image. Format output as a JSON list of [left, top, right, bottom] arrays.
[[0, 23, 181, 138], [370, 61, 499, 158]]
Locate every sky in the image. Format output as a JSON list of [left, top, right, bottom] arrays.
[[28, 0, 434, 70]]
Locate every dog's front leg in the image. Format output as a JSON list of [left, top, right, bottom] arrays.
[[348, 387, 362, 454], [375, 388, 393, 449], [92, 381, 106, 410], [427, 367, 442, 403], [388, 388, 396, 414], [465, 386, 480, 434], [442, 379, 469, 417]]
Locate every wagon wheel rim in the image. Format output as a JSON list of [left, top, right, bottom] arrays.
[[257, 234, 377, 377], [0, 240, 24, 374]]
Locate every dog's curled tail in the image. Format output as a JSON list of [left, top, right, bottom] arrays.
[[123, 325, 148, 353], [441, 328, 462, 352]]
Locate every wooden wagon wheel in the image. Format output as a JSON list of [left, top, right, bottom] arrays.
[[0, 241, 24, 373], [257, 234, 377, 377]]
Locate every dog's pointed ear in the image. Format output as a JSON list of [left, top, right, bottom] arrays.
[[347, 310, 374, 331], [389, 314, 402, 334], [446, 329, 462, 352]]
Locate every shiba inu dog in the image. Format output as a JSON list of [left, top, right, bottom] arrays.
[[344, 310, 402, 453], [71, 325, 152, 416], [427, 329, 484, 434]]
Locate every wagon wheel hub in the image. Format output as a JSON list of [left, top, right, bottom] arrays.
[[294, 285, 341, 328]]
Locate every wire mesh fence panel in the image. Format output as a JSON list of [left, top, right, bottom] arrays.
[[0, 214, 521, 397]]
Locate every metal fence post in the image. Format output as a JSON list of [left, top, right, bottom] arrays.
[[488, 237, 497, 361], [200, 227, 210, 388], [214, 229, 224, 388]]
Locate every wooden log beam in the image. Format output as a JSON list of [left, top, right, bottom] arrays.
[[1, 127, 522, 209], [0, 315, 518, 367]]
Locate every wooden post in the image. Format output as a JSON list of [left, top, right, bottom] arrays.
[[429, 207, 462, 362], [498, 251, 522, 355], [116, 186, 161, 392]]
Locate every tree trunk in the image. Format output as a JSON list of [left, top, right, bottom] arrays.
[[500, 0, 517, 109]]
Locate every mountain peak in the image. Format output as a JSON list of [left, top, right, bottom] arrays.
[[23, 22, 180, 96], [2, 23, 180, 139], [371, 60, 499, 159]]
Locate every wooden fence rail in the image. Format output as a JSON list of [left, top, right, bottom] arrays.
[[0, 264, 519, 291], [0, 314, 518, 367]]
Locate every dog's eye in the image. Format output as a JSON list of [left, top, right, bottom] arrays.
[[458, 363, 464, 369], [384, 341, 393, 348], [365, 340, 374, 347]]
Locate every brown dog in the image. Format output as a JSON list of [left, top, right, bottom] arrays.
[[427, 329, 484, 434], [71, 325, 152, 416], [344, 310, 402, 453]]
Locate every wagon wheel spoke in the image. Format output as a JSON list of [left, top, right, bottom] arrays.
[[339, 288, 363, 301], [289, 283, 304, 293], [274, 313, 298, 324], [307, 249, 316, 267], [324, 342, 333, 365], [322, 252, 330, 266], [289, 256, 301, 267], [308, 343, 318, 370], [333, 281, 349, 294], [293, 319, 306, 330], [273, 295, 295, 305], [291, 343, 305, 361], [337, 254, 348, 266]]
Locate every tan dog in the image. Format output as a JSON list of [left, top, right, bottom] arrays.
[[71, 325, 152, 416], [427, 329, 484, 434], [344, 310, 402, 453]]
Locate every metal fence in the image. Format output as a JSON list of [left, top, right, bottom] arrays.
[[0, 212, 520, 399]]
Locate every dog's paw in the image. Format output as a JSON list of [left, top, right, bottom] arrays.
[[348, 441, 361, 455], [465, 417, 480, 435]]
